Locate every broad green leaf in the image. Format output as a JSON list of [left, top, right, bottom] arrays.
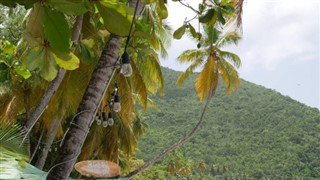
[[25, 47, 58, 81], [173, 25, 186, 40], [23, 3, 44, 46], [0, 0, 16, 7], [42, 6, 71, 53], [46, 0, 90, 15], [25, 47, 44, 71], [199, 9, 215, 23], [18, 0, 38, 9], [0, 0, 37, 8], [189, 24, 197, 39], [0, 69, 9, 82], [14, 68, 31, 79], [2, 40, 15, 55], [157, 0, 168, 19], [0, 60, 9, 82], [78, 41, 95, 64], [53, 52, 80, 70], [97, 1, 133, 36], [216, 8, 226, 25]]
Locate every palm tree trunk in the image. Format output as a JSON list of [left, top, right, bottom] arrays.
[[46, 34, 122, 180], [124, 80, 218, 178], [23, 15, 83, 141], [46, 1, 144, 179], [29, 126, 45, 163], [35, 117, 60, 170]]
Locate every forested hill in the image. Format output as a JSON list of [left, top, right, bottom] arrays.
[[137, 67, 320, 178]]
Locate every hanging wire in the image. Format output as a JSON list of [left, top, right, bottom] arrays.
[[124, 0, 140, 53], [44, 2, 143, 176]]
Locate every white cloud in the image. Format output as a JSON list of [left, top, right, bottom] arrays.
[[163, 0, 320, 108], [237, 0, 319, 72]]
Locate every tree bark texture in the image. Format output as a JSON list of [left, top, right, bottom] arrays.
[[24, 69, 65, 131], [24, 15, 84, 140], [29, 126, 44, 163], [35, 118, 60, 170], [46, 34, 122, 180]]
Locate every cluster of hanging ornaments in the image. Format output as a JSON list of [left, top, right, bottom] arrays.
[[96, 52, 133, 128], [95, 82, 121, 128], [95, 0, 136, 127], [38, 144, 59, 152]]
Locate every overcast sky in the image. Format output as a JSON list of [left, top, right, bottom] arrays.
[[161, 0, 319, 109]]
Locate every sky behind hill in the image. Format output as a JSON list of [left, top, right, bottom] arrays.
[[161, 0, 319, 109]]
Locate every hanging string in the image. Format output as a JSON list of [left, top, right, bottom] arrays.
[[124, 0, 140, 53]]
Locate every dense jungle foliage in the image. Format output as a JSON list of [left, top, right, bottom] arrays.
[[136, 67, 320, 179]]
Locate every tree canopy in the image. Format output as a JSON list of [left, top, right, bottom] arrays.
[[0, 0, 245, 179]]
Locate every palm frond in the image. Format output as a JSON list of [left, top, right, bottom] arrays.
[[97, 120, 119, 162], [132, 111, 148, 140], [0, 122, 29, 160], [158, 38, 169, 58], [117, 116, 137, 159], [218, 59, 240, 93], [118, 75, 135, 127], [203, 25, 221, 46], [218, 49, 241, 68], [132, 94, 160, 112], [0, 123, 31, 179], [79, 121, 105, 160], [0, 86, 27, 124], [39, 58, 97, 138], [216, 31, 241, 47], [142, 4, 171, 59], [195, 56, 217, 101], [177, 49, 206, 63], [135, 51, 164, 96], [176, 57, 204, 86], [150, 30, 160, 51], [130, 60, 148, 110]]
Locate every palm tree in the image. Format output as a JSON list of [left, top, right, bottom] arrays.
[[124, 25, 242, 178], [177, 24, 241, 101], [46, 0, 172, 178], [75, 1, 171, 170]]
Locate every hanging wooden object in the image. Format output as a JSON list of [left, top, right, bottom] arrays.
[[74, 160, 120, 178]]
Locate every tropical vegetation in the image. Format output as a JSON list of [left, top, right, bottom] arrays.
[[2, 0, 295, 179], [137, 67, 320, 179]]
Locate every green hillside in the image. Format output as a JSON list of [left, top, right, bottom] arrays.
[[136, 67, 320, 179]]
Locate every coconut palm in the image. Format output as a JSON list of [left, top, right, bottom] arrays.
[[177, 24, 241, 101], [124, 25, 242, 178], [78, 1, 171, 169], [46, 1, 171, 178]]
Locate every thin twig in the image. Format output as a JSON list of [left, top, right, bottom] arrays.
[[178, 0, 200, 14]]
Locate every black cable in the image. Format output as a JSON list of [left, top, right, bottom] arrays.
[[124, 0, 140, 52]]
